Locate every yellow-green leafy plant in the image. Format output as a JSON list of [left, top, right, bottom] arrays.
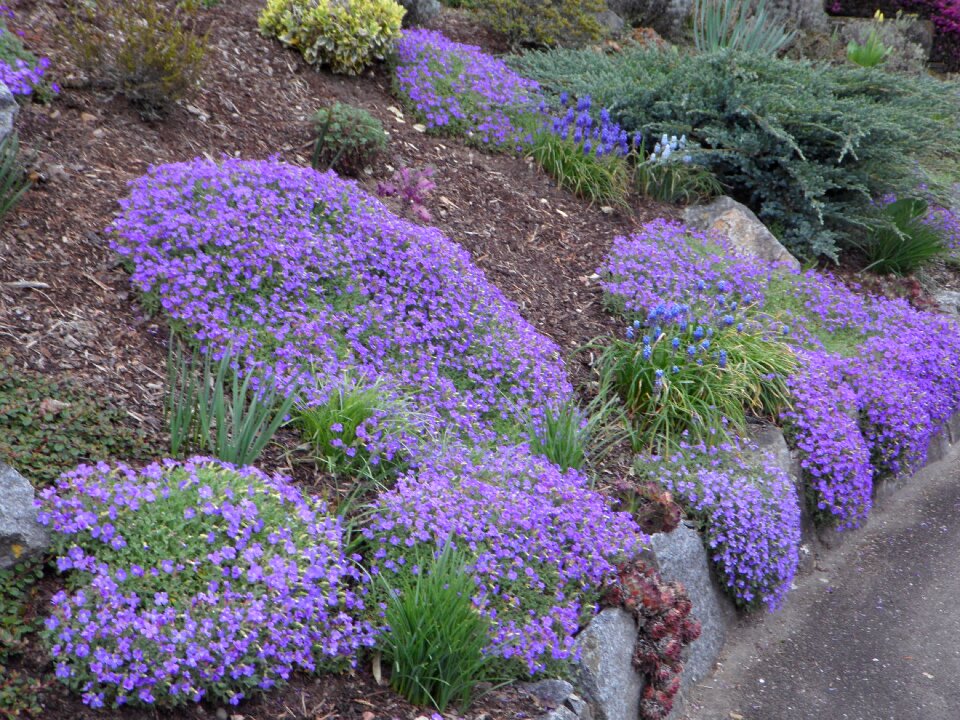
[[259, 0, 405, 75], [479, 0, 608, 48], [61, 0, 207, 119]]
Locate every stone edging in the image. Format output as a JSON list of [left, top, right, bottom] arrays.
[[551, 410, 960, 720]]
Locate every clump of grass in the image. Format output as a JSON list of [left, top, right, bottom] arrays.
[[166, 337, 297, 465], [378, 544, 497, 712]]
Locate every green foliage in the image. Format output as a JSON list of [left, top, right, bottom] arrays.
[[634, 156, 723, 204], [62, 0, 207, 119], [0, 133, 30, 222], [597, 321, 795, 451], [378, 544, 495, 712], [295, 376, 406, 478], [311, 102, 388, 176], [528, 125, 630, 205], [166, 338, 298, 466], [862, 197, 949, 275], [478, 0, 608, 48], [0, 358, 159, 487], [846, 29, 891, 68], [0, 561, 47, 719], [510, 47, 960, 260], [526, 395, 627, 472], [259, 0, 405, 75], [693, 0, 796, 56]]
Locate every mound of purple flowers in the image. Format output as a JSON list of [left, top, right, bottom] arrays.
[[783, 350, 873, 528], [640, 440, 801, 611], [393, 29, 540, 150], [37, 457, 374, 708], [0, 6, 54, 96], [363, 444, 646, 673], [111, 158, 571, 456], [602, 219, 960, 535]]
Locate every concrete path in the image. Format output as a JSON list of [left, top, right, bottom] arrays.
[[681, 440, 960, 720]]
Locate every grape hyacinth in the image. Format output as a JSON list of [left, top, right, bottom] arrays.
[[363, 444, 646, 673], [37, 458, 374, 708]]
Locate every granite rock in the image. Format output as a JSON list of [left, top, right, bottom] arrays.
[[573, 608, 643, 720], [0, 82, 17, 146], [646, 523, 736, 691], [398, 0, 440, 26], [0, 464, 49, 569], [683, 196, 801, 272]]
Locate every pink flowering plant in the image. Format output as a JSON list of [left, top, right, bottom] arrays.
[[37, 457, 374, 708], [362, 444, 646, 674]]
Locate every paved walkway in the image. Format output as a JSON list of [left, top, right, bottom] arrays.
[[681, 440, 960, 720]]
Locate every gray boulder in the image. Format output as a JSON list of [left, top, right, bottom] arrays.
[[646, 523, 737, 691], [0, 82, 17, 146], [934, 289, 960, 315], [573, 608, 643, 720], [397, 0, 440, 26], [684, 196, 801, 271], [0, 464, 49, 569], [765, 0, 829, 32], [524, 678, 575, 707], [606, 0, 692, 41]]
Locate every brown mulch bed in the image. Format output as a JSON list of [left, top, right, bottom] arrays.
[[1, 1, 679, 718]]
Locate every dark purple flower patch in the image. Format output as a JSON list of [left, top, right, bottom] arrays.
[[363, 444, 645, 673], [37, 457, 374, 708], [110, 158, 571, 458]]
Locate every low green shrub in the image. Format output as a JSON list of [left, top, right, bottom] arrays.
[[478, 0, 608, 48], [0, 560, 46, 719], [166, 338, 298, 466], [0, 133, 30, 222], [259, 0, 405, 75], [311, 102, 388, 176], [846, 13, 892, 67], [510, 48, 960, 260], [378, 544, 495, 712], [0, 357, 159, 486], [693, 0, 796, 56], [62, 0, 207, 119]]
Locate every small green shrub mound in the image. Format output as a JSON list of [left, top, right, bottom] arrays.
[[311, 102, 388, 176], [62, 0, 207, 119], [38, 457, 373, 708], [0, 358, 160, 486], [510, 48, 960, 259], [479, 0, 608, 48], [259, 0, 405, 75], [378, 545, 496, 712], [0, 560, 46, 719]]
